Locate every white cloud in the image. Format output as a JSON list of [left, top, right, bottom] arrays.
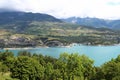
[[0, 0, 120, 19]]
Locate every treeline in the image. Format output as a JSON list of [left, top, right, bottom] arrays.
[[0, 50, 120, 80]]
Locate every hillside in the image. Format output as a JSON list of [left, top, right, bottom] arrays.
[[0, 12, 120, 47], [0, 12, 117, 35], [62, 17, 120, 30], [0, 12, 61, 32]]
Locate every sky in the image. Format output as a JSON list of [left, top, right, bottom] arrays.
[[0, 0, 120, 19]]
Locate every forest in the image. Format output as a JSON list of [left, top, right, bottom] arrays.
[[0, 50, 120, 80]]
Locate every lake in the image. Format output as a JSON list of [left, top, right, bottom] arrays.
[[1, 44, 120, 66]]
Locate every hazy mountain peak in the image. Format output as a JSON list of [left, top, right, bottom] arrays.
[[0, 8, 20, 12], [62, 17, 120, 30], [0, 11, 62, 23]]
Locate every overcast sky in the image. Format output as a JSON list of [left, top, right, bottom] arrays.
[[0, 0, 120, 19]]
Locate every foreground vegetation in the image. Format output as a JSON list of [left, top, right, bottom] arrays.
[[0, 50, 120, 80]]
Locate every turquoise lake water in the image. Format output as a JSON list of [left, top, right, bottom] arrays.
[[1, 44, 120, 66]]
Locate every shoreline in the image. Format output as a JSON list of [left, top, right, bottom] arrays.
[[1, 43, 120, 50]]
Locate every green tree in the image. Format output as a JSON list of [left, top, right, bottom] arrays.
[[102, 55, 120, 80], [0, 50, 14, 62], [55, 60, 67, 80], [18, 51, 31, 57], [44, 62, 54, 80], [52, 69, 61, 80], [80, 55, 95, 80], [44, 55, 57, 64], [11, 56, 44, 80], [67, 53, 84, 80], [0, 62, 9, 74], [57, 53, 69, 80], [91, 67, 105, 80], [32, 54, 46, 66]]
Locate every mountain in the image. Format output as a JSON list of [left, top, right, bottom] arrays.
[[0, 12, 61, 26], [0, 11, 120, 47], [0, 11, 115, 35], [0, 12, 62, 32], [62, 17, 120, 30], [0, 12, 61, 23]]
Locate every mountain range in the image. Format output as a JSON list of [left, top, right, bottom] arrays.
[[62, 17, 120, 30], [0, 11, 115, 35], [0, 11, 120, 46]]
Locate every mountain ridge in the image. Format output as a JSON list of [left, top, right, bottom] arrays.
[[0, 11, 62, 23], [62, 17, 120, 30], [0, 11, 116, 34]]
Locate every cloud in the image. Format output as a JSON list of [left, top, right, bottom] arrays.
[[0, 0, 120, 19], [108, 2, 120, 6]]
